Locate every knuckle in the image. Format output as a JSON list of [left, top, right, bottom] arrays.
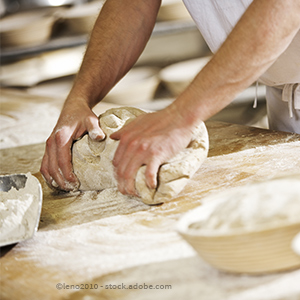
[[46, 136, 54, 148], [86, 114, 96, 124], [115, 168, 123, 179], [120, 132, 130, 143], [127, 189, 136, 197], [54, 130, 66, 146], [86, 117, 99, 132], [128, 138, 139, 150], [123, 171, 132, 181], [139, 140, 150, 152], [40, 156, 49, 178], [145, 167, 155, 178], [147, 145, 159, 157], [40, 165, 46, 176], [125, 181, 136, 196], [146, 171, 156, 184], [118, 184, 126, 195], [112, 159, 118, 167], [64, 171, 74, 182]]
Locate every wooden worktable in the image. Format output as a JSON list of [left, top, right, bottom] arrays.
[[1, 121, 300, 300]]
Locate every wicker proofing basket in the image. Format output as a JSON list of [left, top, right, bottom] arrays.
[[62, 1, 104, 34], [103, 67, 160, 105], [0, 11, 55, 48], [159, 56, 211, 97], [177, 178, 300, 275], [157, 0, 192, 21]]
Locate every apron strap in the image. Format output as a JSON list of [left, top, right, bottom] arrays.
[[295, 84, 300, 110], [282, 83, 299, 118], [253, 81, 259, 108]]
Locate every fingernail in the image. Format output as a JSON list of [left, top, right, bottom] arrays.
[[64, 180, 79, 192], [51, 179, 59, 188], [89, 129, 105, 140], [148, 179, 157, 190]]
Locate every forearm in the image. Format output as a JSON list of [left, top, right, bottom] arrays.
[[67, 0, 161, 108], [172, 0, 300, 126]]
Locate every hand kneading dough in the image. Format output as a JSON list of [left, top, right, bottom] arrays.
[[72, 107, 209, 204]]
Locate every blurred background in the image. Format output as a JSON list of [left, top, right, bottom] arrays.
[[0, 0, 268, 149]]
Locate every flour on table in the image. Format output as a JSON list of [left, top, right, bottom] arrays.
[[0, 173, 41, 246], [72, 107, 209, 205], [189, 176, 300, 233]]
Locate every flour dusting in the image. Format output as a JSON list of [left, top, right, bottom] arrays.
[[189, 177, 300, 233], [0, 173, 42, 246]]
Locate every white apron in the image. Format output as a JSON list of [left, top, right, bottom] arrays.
[[183, 0, 300, 133]]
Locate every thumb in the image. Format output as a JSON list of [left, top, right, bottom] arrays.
[[87, 116, 106, 141]]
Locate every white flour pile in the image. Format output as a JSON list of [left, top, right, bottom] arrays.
[[0, 173, 41, 246], [189, 176, 300, 232]]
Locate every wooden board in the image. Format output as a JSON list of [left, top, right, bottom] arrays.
[[1, 121, 300, 300]]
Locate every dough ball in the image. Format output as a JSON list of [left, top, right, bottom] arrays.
[[72, 107, 209, 204], [72, 107, 144, 191]]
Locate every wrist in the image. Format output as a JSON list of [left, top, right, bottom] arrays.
[[64, 88, 98, 111], [166, 99, 202, 134], [168, 88, 209, 131], [66, 73, 105, 109]]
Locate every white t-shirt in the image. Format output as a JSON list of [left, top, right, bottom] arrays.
[[183, 0, 300, 87]]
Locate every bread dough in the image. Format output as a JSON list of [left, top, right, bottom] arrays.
[[72, 107, 145, 192], [72, 107, 209, 204]]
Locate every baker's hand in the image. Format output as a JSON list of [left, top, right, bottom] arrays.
[[110, 106, 194, 197], [40, 99, 105, 191]]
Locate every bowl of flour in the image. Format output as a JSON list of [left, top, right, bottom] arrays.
[[177, 175, 300, 274], [0, 173, 43, 247]]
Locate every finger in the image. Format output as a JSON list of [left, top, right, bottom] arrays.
[[113, 137, 141, 195], [88, 128, 105, 141], [43, 135, 67, 190], [56, 145, 79, 191], [40, 150, 51, 185], [48, 149, 68, 189], [41, 136, 59, 186], [44, 128, 77, 191], [112, 131, 131, 168], [87, 116, 106, 141], [119, 156, 143, 197], [110, 127, 123, 141], [145, 157, 161, 189], [55, 131, 80, 191], [111, 119, 138, 165], [40, 145, 64, 191]]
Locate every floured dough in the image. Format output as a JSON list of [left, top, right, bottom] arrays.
[[72, 107, 209, 204]]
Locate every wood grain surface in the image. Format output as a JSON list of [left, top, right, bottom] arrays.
[[1, 121, 300, 300]]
